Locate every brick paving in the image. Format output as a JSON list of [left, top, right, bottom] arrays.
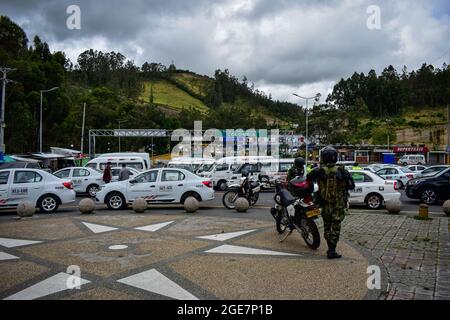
[[342, 212, 450, 300]]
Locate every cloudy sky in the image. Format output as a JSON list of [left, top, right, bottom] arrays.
[[1, 0, 449, 104]]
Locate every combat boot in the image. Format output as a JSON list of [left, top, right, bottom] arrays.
[[326, 241, 342, 259]]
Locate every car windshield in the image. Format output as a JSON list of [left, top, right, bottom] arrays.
[[421, 167, 445, 176], [400, 168, 412, 173]]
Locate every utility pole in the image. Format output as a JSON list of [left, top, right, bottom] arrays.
[[80, 103, 86, 155], [447, 104, 450, 164], [0, 67, 16, 153]]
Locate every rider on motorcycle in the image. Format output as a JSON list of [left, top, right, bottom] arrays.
[[287, 157, 306, 181]]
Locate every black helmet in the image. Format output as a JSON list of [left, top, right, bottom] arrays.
[[294, 157, 305, 168], [321, 146, 338, 166]]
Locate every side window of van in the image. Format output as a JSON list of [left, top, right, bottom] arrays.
[[124, 162, 143, 170], [215, 164, 229, 172]]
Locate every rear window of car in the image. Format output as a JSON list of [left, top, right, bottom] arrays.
[[162, 170, 185, 181], [55, 169, 70, 178], [73, 169, 90, 177]]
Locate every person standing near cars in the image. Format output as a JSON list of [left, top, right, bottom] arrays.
[[103, 162, 112, 184], [118, 163, 132, 181], [307, 146, 355, 259]]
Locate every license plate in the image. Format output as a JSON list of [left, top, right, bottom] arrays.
[[306, 208, 320, 218]]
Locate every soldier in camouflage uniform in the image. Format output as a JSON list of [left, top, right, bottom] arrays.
[[287, 157, 306, 182], [307, 146, 355, 259]]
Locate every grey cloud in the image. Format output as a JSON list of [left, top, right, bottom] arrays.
[[0, 0, 449, 101]]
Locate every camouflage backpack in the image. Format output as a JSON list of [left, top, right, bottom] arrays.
[[317, 166, 348, 206]]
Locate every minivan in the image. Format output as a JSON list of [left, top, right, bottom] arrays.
[[397, 154, 426, 166], [85, 156, 147, 172]]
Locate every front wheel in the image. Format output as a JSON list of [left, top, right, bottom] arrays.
[[106, 192, 127, 210], [295, 218, 320, 250], [276, 208, 289, 234], [222, 190, 239, 209], [249, 192, 259, 206], [421, 188, 437, 205]]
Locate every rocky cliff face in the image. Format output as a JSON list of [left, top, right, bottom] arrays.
[[396, 124, 449, 150]]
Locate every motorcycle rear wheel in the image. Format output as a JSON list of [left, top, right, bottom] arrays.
[[295, 218, 320, 250]]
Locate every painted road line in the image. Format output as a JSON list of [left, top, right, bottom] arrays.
[[81, 222, 118, 234], [197, 229, 257, 241], [4, 272, 90, 300], [205, 244, 301, 256], [0, 237, 43, 248], [118, 269, 198, 300], [134, 221, 175, 232], [0, 252, 19, 261]]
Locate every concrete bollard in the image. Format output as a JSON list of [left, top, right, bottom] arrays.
[[443, 200, 450, 217], [235, 198, 250, 213], [79, 198, 95, 214], [16, 201, 36, 218], [184, 197, 199, 213], [385, 199, 402, 214], [419, 204, 429, 219], [132, 198, 148, 213]]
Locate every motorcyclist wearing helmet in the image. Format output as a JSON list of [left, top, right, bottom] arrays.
[[307, 146, 355, 259], [287, 157, 305, 181]]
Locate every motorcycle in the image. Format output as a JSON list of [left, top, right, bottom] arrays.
[[270, 179, 321, 250], [222, 175, 263, 209]]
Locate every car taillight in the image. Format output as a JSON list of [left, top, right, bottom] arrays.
[[392, 181, 398, 190], [63, 182, 73, 189], [202, 181, 212, 188]]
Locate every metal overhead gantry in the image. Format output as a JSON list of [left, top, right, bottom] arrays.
[[88, 129, 167, 159]]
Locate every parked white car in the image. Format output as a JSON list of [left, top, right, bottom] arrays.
[[407, 165, 427, 175], [0, 168, 76, 213], [95, 168, 214, 210], [375, 166, 418, 189], [110, 167, 140, 182], [54, 167, 104, 197], [348, 170, 400, 209]]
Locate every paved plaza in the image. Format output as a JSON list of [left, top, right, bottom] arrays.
[[0, 202, 448, 300]]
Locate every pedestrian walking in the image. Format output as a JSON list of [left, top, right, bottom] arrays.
[[118, 163, 132, 181], [103, 161, 112, 184]]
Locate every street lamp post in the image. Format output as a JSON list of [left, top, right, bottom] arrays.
[[39, 87, 58, 153], [292, 93, 321, 167], [118, 119, 128, 152]]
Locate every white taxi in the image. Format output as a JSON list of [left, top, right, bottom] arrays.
[[95, 168, 214, 210], [348, 170, 400, 209], [0, 168, 76, 213], [375, 166, 419, 189], [54, 167, 104, 197]]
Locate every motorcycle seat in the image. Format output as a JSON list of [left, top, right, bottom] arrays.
[[250, 181, 260, 188], [279, 189, 296, 207]]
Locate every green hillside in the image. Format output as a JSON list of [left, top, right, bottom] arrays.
[[140, 79, 209, 114]]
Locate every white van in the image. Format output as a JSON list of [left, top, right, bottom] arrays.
[[397, 154, 426, 166], [199, 156, 275, 191], [100, 153, 151, 170], [168, 157, 215, 174], [85, 156, 147, 172]]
